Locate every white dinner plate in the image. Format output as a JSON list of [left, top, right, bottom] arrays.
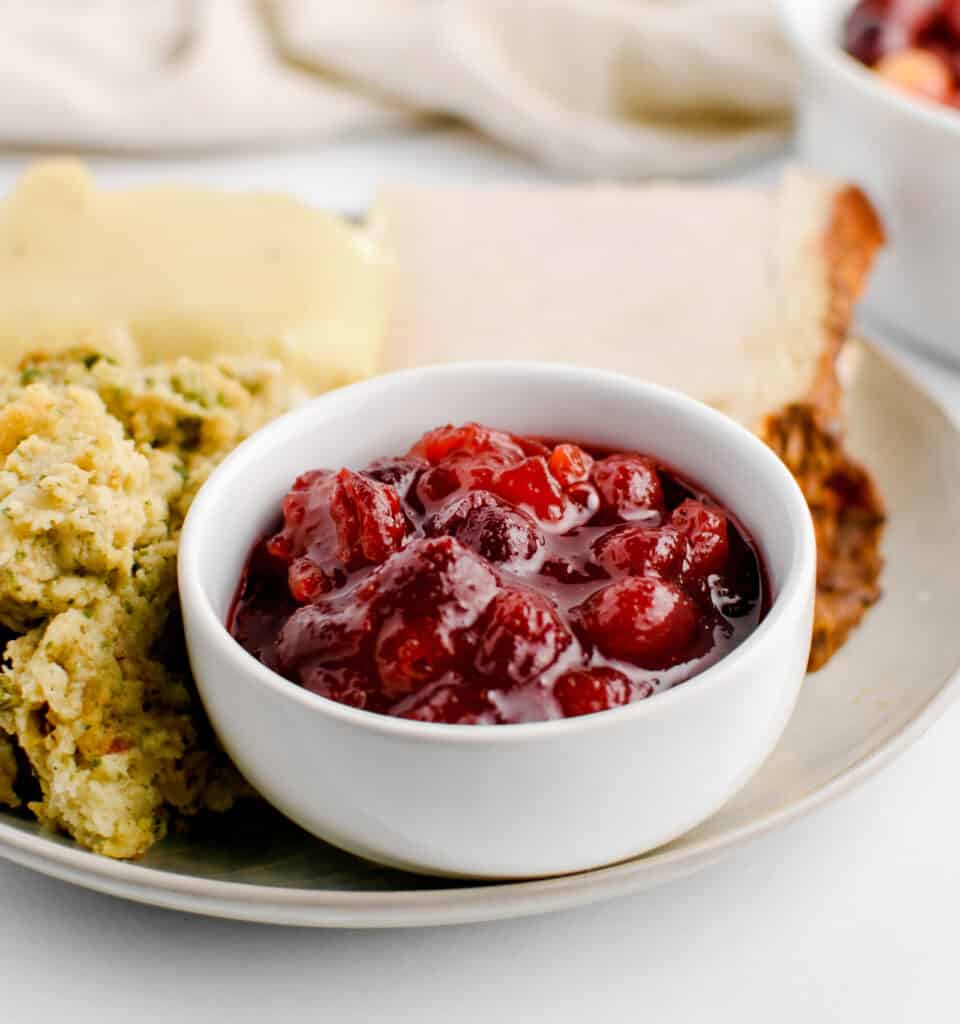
[[0, 342, 957, 927]]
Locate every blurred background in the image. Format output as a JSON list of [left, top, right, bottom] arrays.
[[0, 0, 793, 179]]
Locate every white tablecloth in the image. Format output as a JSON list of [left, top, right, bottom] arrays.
[[1, 129, 957, 1024]]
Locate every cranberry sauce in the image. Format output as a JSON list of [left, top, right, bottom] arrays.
[[845, 1, 960, 108], [228, 423, 767, 724]]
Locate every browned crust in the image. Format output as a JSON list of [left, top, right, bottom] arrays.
[[761, 406, 885, 670], [814, 186, 886, 433], [758, 185, 886, 672]]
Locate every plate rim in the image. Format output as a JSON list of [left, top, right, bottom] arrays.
[[1, 340, 958, 928]]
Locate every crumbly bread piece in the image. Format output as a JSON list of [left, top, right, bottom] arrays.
[[0, 350, 296, 857], [1, 565, 247, 858], [19, 351, 302, 522], [0, 160, 385, 392], [0, 384, 154, 630], [373, 170, 885, 669]]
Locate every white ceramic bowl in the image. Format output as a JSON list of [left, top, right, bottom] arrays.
[[179, 363, 815, 879], [781, 0, 960, 362]]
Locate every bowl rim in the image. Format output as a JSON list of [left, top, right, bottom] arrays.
[[778, 0, 960, 139], [178, 361, 816, 745]]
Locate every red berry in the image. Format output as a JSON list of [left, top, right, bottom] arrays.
[[670, 499, 729, 580], [593, 525, 682, 577], [266, 466, 407, 590], [553, 667, 636, 717], [276, 599, 375, 671], [329, 468, 408, 570], [415, 454, 510, 507], [371, 536, 500, 629], [475, 588, 574, 685], [844, 0, 895, 64], [548, 444, 594, 488], [426, 491, 544, 566], [573, 577, 697, 668], [291, 468, 329, 494], [287, 557, 334, 604], [844, 1, 942, 65], [592, 455, 664, 523], [409, 423, 526, 465], [494, 456, 567, 522], [375, 615, 460, 697], [266, 469, 336, 565]]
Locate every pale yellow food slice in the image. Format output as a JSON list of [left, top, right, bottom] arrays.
[[0, 160, 385, 392]]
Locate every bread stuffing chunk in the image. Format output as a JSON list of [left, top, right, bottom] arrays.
[[0, 383, 155, 630], [0, 349, 294, 857], [13, 353, 300, 523], [0, 589, 246, 858]]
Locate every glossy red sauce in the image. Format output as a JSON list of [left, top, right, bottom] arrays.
[[845, 1, 960, 108], [228, 423, 768, 724]]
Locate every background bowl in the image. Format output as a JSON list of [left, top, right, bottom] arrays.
[[781, 0, 960, 362], [179, 363, 815, 878]]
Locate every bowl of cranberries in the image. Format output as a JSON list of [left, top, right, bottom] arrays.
[[179, 363, 815, 877], [781, 0, 960, 363]]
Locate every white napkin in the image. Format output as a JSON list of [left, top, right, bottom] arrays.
[[0, 0, 793, 177]]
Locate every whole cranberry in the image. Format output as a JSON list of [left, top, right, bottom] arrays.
[[844, 1, 938, 64], [275, 598, 375, 671], [409, 423, 526, 465], [592, 455, 665, 523], [474, 588, 574, 686], [287, 556, 335, 604], [573, 576, 697, 668], [844, 0, 895, 64], [375, 614, 461, 697], [592, 524, 683, 577], [266, 467, 407, 594], [670, 499, 729, 580], [494, 456, 568, 522], [329, 468, 408, 570], [267, 469, 337, 565], [426, 490, 544, 566], [553, 667, 648, 717], [548, 443, 594, 488], [371, 536, 500, 630]]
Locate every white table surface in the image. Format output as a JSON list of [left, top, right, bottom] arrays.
[[1, 128, 959, 1024]]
